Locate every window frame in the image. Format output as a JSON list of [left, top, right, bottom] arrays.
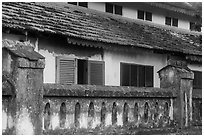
[[78, 2, 88, 8], [115, 5, 122, 15], [193, 70, 202, 89], [145, 12, 152, 21], [56, 56, 105, 85], [165, 16, 178, 27], [138, 10, 145, 20], [105, 3, 114, 14], [120, 62, 154, 87]]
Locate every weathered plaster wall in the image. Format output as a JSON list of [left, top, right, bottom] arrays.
[[38, 37, 103, 83], [42, 84, 175, 131], [188, 63, 202, 72], [104, 49, 167, 87], [2, 96, 15, 134], [43, 97, 173, 130]]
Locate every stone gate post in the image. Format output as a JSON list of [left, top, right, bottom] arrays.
[[2, 40, 45, 134], [158, 60, 194, 128]]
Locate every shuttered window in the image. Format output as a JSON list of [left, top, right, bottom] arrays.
[[56, 57, 104, 85], [88, 60, 105, 85], [56, 57, 77, 84], [120, 63, 153, 87]]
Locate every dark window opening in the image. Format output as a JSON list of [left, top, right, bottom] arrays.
[[106, 3, 113, 13], [60, 102, 66, 128], [115, 5, 122, 15], [145, 12, 152, 21], [193, 71, 202, 89], [112, 102, 117, 125], [190, 22, 196, 31], [165, 17, 171, 26], [120, 63, 153, 87], [172, 18, 178, 27], [138, 10, 144, 20], [77, 59, 88, 84], [154, 102, 159, 120], [68, 2, 77, 5], [79, 2, 88, 8]]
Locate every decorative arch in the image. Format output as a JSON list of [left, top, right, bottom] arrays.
[[101, 102, 106, 125], [44, 102, 51, 130], [112, 102, 117, 125], [123, 103, 129, 125], [60, 102, 66, 128], [144, 102, 149, 123], [75, 102, 80, 128]]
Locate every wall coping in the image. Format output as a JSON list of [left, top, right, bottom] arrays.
[[43, 84, 177, 98]]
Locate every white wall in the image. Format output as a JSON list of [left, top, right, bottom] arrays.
[[104, 49, 167, 87], [152, 13, 165, 25], [123, 6, 136, 19], [88, 2, 105, 12], [178, 19, 190, 30], [38, 38, 103, 83]]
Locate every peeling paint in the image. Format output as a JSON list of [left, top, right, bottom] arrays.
[[51, 113, 59, 130], [169, 99, 174, 120], [2, 110, 7, 132], [117, 113, 123, 126], [16, 108, 34, 135], [105, 113, 112, 126], [8, 115, 14, 129]]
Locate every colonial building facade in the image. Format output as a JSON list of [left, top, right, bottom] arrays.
[[2, 2, 202, 89]]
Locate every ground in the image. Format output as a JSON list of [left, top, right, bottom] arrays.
[[43, 126, 202, 135]]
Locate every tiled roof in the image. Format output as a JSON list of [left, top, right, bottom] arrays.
[[2, 2, 202, 56], [147, 2, 197, 16]]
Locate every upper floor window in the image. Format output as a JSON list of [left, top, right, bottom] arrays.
[[56, 57, 105, 85], [193, 71, 202, 89], [138, 10, 152, 21], [120, 63, 153, 87], [165, 17, 178, 27], [105, 3, 122, 15], [68, 2, 88, 8], [190, 22, 196, 31]]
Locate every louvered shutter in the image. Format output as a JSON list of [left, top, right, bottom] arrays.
[[145, 66, 153, 87], [88, 60, 105, 85], [56, 57, 76, 84]]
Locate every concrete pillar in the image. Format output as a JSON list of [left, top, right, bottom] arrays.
[[3, 43, 45, 134], [158, 61, 194, 128]]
